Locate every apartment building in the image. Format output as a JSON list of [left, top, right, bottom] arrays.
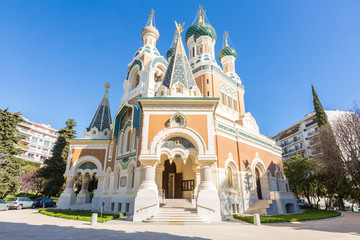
[[17, 117, 59, 164], [273, 110, 349, 161]]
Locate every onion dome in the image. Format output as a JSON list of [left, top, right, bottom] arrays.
[[185, 22, 202, 43], [141, 25, 159, 41], [218, 46, 237, 61], [193, 22, 217, 42], [166, 46, 175, 60]]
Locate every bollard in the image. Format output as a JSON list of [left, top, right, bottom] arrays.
[[254, 214, 261, 226], [91, 213, 98, 225]]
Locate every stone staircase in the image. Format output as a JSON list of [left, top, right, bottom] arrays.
[[144, 199, 207, 223], [245, 200, 273, 215]]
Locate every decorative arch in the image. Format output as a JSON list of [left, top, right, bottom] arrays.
[[71, 155, 103, 176], [251, 152, 267, 176], [169, 111, 187, 127], [149, 126, 207, 157], [126, 59, 143, 80], [219, 84, 226, 93]]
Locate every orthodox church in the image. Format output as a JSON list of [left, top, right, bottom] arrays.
[[58, 7, 297, 222]]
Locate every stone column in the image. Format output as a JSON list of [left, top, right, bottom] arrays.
[[133, 158, 159, 222], [76, 174, 90, 204], [57, 176, 76, 208], [91, 175, 104, 211], [155, 164, 165, 200], [192, 165, 201, 198], [197, 159, 221, 222]]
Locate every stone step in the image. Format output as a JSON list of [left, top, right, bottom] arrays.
[[245, 200, 272, 215]]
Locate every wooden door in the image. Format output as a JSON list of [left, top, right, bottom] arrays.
[[174, 173, 182, 199], [255, 168, 262, 200]]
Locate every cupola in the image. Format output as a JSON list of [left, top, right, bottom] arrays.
[[219, 31, 237, 73], [141, 10, 159, 47]]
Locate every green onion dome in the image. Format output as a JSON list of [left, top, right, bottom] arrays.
[[218, 46, 237, 61], [193, 23, 217, 42], [166, 46, 175, 59], [185, 22, 202, 43]]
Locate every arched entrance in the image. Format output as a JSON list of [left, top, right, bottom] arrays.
[[162, 160, 182, 199], [255, 168, 262, 200]]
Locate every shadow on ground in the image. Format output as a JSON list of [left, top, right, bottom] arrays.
[[269, 212, 360, 235], [0, 221, 210, 240]]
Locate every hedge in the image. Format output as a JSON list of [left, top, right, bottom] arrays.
[[39, 209, 125, 223], [233, 209, 341, 223]]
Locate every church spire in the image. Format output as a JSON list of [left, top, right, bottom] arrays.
[[86, 82, 112, 133], [161, 22, 197, 90]]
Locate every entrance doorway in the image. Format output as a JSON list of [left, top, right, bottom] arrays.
[[255, 168, 262, 200], [162, 160, 182, 198]]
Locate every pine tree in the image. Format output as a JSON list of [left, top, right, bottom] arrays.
[[40, 119, 76, 196], [312, 85, 329, 127], [0, 109, 25, 199]]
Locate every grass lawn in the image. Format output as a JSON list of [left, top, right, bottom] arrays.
[[39, 209, 125, 223], [233, 209, 341, 223]]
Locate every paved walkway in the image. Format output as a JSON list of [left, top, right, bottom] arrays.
[[0, 209, 359, 240]]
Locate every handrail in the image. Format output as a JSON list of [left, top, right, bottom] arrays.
[[197, 204, 215, 212], [136, 203, 158, 213]]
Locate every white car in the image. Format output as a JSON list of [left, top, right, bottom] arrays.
[[6, 197, 33, 210], [0, 199, 9, 211]]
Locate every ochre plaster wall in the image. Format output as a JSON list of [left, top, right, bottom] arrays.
[[70, 149, 106, 170]]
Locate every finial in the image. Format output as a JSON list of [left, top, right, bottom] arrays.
[[104, 82, 110, 93], [197, 5, 206, 26], [149, 9, 155, 26], [174, 21, 185, 40], [223, 31, 229, 47]]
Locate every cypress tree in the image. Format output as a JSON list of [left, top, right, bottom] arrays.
[[312, 85, 329, 127], [0, 109, 25, 198], [40, 119, 76, 196]]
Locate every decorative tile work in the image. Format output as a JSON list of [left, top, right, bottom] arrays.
[[116, 154, 137, 170], [126, 59, 143, 80], [185, 22, 202, 43], [194, 22, 217, 41], [151, 57, 169, 68], [87, 92, 112, 132], [113, 103, 141, 142], [217, 123, 282, 152], [161, 137, 195, 150], [78, 162, 97, 170], [192, 65, 245, 90]]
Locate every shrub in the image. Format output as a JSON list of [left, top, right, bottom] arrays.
[[39, 209, 124, 223], [233, 209, 341, 224]]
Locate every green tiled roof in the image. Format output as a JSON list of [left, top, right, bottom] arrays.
[[194, 23, 217, 42], [185, 22, 202, 43], [218, 46, 237, 61], [166, 46, 175, 60], [87, 89, 112, 132]]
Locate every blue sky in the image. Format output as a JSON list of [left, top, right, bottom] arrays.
[[1, 0, 359, 137]]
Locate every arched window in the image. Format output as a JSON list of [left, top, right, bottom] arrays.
[[128, 166, 135, 189], [114, 168, 121, 190], [132, 129, 137, 151], [227, 166, 233, 188], [227, 96, 232, 108], [192, 47, 195, 57], [221, 93, 226, 105], [131, 167, 135, 188], [135, 74, 140, 88], [126, 130, 131, 152], [233, 99, 237, 111]]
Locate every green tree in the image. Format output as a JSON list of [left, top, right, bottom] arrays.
[[40, 119, 76, 197], [0, 109, 25, 199], [283, 154, 324, 206], [312, 84, 329, 127]]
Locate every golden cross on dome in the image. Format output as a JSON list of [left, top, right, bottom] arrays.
[[104, 82, 110, 93], [174, 21, 184, 39], [149, 9, 155, 26], [223, 31, 229, 46], [197, 5, 206, 25]]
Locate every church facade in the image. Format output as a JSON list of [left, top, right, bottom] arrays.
[[58, 8, 297, 222]]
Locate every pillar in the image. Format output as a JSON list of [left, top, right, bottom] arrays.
[[133, 159, 159, 222], [57, 176, 76, 208], [76, 174, 90, 204], [155, 164, 165, 202], [91, 175, 104, 211], [197, 160, 221, 222]]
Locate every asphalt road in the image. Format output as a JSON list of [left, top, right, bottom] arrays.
[[0, 209, 359, 240]]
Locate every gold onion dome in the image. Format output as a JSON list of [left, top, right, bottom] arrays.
[[141, 25, 159, 41]]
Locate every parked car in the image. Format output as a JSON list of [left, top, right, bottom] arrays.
[[6, 197, 33, 210], [32, 197, 56, 208], [296, 199, 311, 208], [0, 199, 9, 211]]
